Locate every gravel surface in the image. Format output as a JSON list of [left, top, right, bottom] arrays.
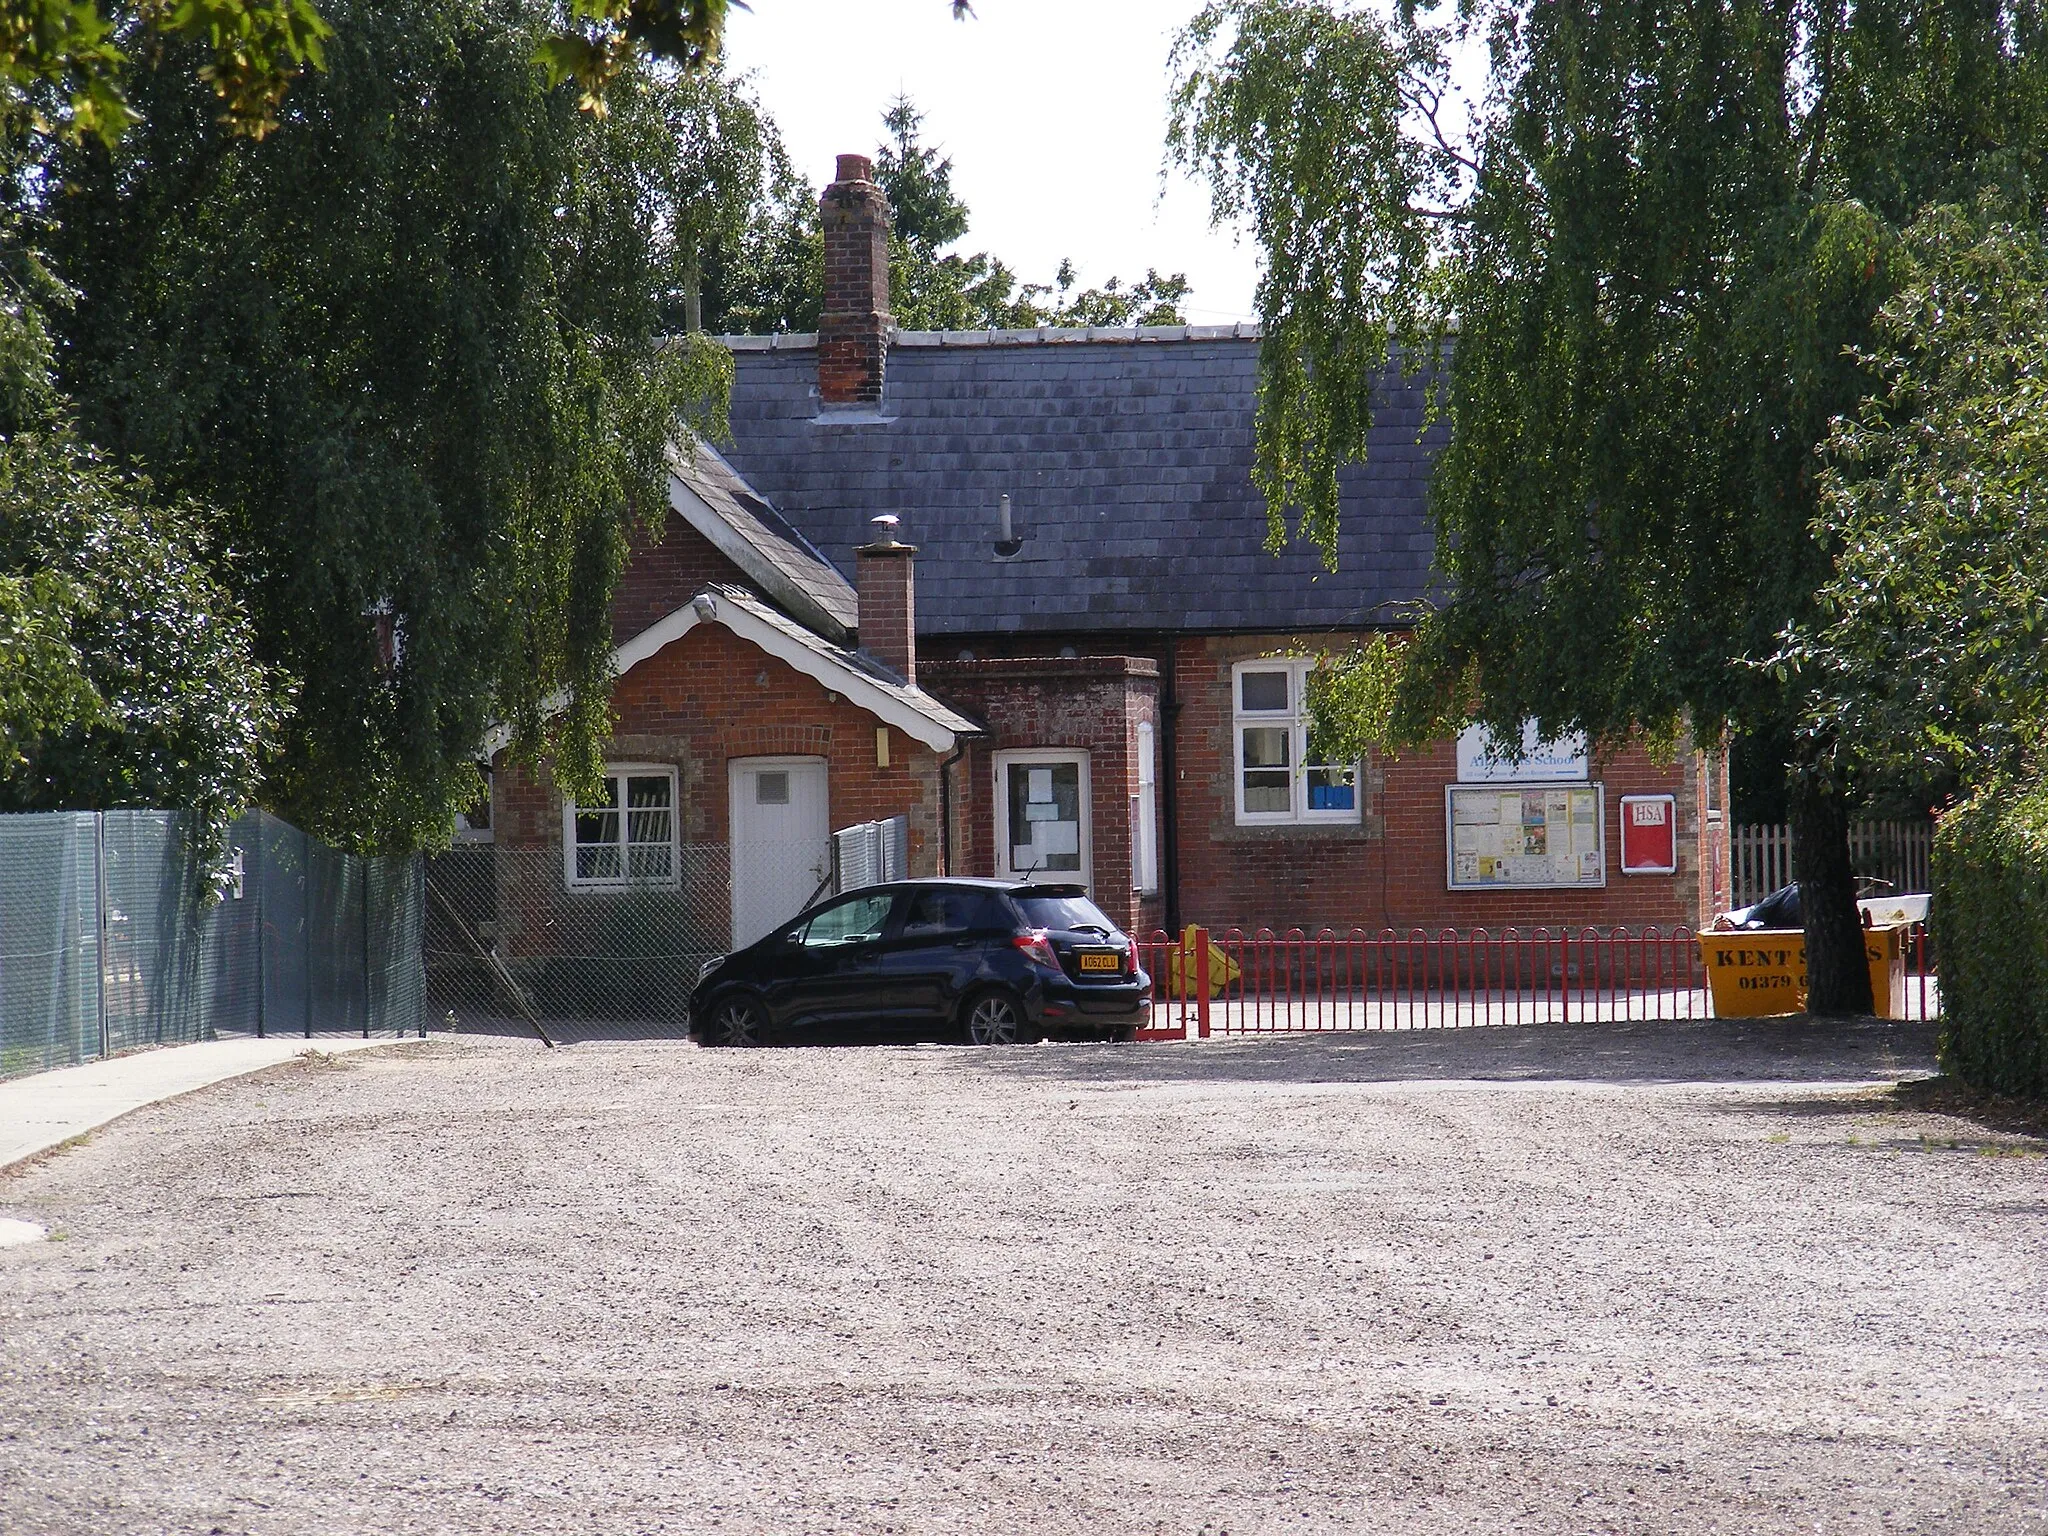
[[2, 1017, 2044, 1535]]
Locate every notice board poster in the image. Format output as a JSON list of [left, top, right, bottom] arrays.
[[1446, 784, 1606, 890]]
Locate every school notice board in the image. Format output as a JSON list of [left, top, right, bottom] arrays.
[[1446, 784, 1606, 890]]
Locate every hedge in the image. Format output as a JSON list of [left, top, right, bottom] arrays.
[[1931, 777, 2048, 1099]]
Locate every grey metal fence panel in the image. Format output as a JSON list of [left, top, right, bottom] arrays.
[[100, 811, 204, 1053], [0, 808, 422, 1080], [257, 812, 310, 1037], [366, 855, 426, 1035], [305, 839, 367, 1034], [0, 812, 102, 1077], [204, 815, 264, 1037]]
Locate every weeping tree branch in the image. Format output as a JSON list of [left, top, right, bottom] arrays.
[[1168, 0, 1465, 567]]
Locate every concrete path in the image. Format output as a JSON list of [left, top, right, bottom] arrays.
[[0, 1037, 418, 1174]]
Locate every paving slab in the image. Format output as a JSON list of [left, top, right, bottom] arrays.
[[0, 1036, 419, 1172]]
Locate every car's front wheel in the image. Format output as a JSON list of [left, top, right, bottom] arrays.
[[703, 994, 767, 1048], [962, 988, 1023, 1046]]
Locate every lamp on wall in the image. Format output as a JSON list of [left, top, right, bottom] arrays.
[[691, 594, 718, 622]]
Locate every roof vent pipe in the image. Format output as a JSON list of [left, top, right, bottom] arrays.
[[995, 493, 1022, 558]]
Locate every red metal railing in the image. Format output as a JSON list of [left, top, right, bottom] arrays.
[[1908, 921, 1939, 1023], [1132, 923, 1939, 1038]]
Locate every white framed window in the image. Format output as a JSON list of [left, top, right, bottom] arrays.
[[993, 749, 1091, 887], [563, 765, 679, 888], [1132, 721, 1159, 895], [1232, 660, 1359, 826]]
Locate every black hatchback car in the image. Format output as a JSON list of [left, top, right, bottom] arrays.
[[690, 879, 1151, 1046]]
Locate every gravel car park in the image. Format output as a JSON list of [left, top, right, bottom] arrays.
[[2, 1016, 2044, 1535]]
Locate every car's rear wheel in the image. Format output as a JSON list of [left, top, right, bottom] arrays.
[[704, 994, 766, 1047], [962, 989, 1023, 1046]]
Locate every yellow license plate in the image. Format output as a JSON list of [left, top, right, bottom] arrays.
[[1078, 952, 1120, 972]]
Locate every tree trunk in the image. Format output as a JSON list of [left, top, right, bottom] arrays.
[[682, 263, 703, 334], [1787, 774, 1872, 1015]]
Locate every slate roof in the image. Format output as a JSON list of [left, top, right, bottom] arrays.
[[668, 438, 859, 641], [715, 328, 1443, 639], [704, 586, 981, 742]]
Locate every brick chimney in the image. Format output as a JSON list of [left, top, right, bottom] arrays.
[[818, 153, 892, 405], [856, 515, 916, 685]]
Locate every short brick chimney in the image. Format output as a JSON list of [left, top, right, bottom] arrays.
[[856, 515, 917, 685], [819, 153, 892, 406]]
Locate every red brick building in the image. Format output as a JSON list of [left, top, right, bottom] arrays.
[[486, 151, 1730, 957]]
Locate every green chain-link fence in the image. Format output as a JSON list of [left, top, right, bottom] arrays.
[[0, 810, 424, 1081]]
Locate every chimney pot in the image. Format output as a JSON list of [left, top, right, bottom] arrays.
[[835, 152, 875, 183]]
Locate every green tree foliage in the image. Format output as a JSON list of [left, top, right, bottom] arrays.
[[1930, 776, 2048, 1100], [5, 0, 947, 144], [0, 300, 280, 844], [622, 58, 783, 333], [700, 152, 824, 333], [0, 0, 330, 143], [877, 94, 1035, 330], [877, 93, 967, 250], [707, 95, 1193, 334], [881, 96, 1194, 331], [1786, 200, 2048, 787], [1028, 260, 1193, 329], [1170, 0, 1453, 558], [42, 0, 734, 852], [1171, 0, 2048, 1010]]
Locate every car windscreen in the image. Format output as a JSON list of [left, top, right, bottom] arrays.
[[1013, 893, 1118, 935], [798, 891, 894, 947]]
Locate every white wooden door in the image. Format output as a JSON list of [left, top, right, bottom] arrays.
[[729, 757, 830, 949]]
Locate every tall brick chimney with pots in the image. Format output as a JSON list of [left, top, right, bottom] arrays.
[[856, 515, 916, 686], [818, 153, 892, 406]]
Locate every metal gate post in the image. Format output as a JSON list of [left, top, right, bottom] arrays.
[[255, 840, 266, 1038], [1194, 926, 1211, 1039], [361, 862, 371, 1039], [94, 813, 109, 1061]]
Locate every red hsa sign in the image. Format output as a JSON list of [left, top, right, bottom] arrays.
[[1620, 794, 1677, 875]]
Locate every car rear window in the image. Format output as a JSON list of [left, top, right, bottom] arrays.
[[1013, 893, 1118, 934]]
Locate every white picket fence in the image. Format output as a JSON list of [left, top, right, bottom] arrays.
[[1731, 821, 1933, 908]]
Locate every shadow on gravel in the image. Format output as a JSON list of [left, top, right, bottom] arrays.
[[438, 1014, 691, 1045], [434, 1015, 949, 1048], [962, 1016, 1940, 1090]]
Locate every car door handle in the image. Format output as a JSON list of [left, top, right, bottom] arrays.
[[952, 937, 975, 949]]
